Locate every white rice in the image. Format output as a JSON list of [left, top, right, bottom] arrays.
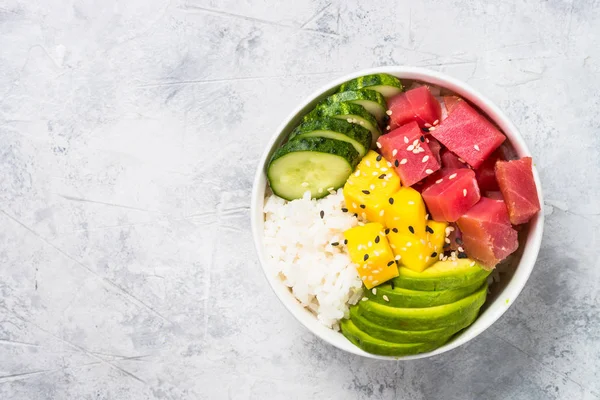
[[263, 190, 364, 329]]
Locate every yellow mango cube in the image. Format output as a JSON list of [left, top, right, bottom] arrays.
[[343, 222, 399, 289], [384, 187, 427, 235], [425, 220, 448, 258], [387, 232, 430, 272], [343, 151, 401, 224]]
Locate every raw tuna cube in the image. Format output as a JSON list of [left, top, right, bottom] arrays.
[[457, 197, 518, 268], [430, 101, 505, 169], [388, 86, 442, 130], [495, 157, 541, 225], [426, 135, 442, 164], [440, 149, 468, 170], [484, 191, 504, 201], [421, 169, 481, 222], [475, 153, 501, 191], [443, 96, 463, 114], [377, 122, 441, 187]]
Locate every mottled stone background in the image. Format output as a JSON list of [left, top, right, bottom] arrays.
[[0, 0, 598, 399]]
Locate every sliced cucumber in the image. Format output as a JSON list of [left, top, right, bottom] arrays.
[[304, 102, 381, 146], [267, 137, 360, 200], [319, 89, 387, 124], [289, 118, 372, 157], [340, 74, 404, 98]]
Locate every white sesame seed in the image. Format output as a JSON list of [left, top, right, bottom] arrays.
[[463, 188, 467, 197], [458, 157, 466, 163], [372, 288, 377, 295], [425, 169, 434, 174], [449, 173, 457, 180], [386, 125, 391, 130], [426, 138, 430, 143], [400, 158, 408, 165], [428, 126, 436, 132], [395, 255, 401, 260], [379, 209, 385, 216], [375, 162, 380, 168], [391, 244, 397, 249], [327, 186, 334, 191], [458, 246, 464, 252], [445, 238, 451, 244], [470, 261, 476, 266], [358, 221, 365, 226], [408, 200, 415, 205], [301, 182, 309, 187], [436, 178, 443, 184], [361, 212, 367, 219], [413, 139, 419, 146], [374, 250, 380, 256], [362, 297, 368, 301], [386, 110, 392, 116], [368, 241, 373, 247], [439, 253, 444, 260], [403, 136, 409, 144], [387, 162, 392, 167], [425, 256, 430, 262], [361, 276, 367, 281], [347, 118, 353, 123], [383, 295, 390, 302], [372, 171, 378, 176], [392, 149, 398, 157], [381, 167, 388, 172], [424, 123, 432, 128], [422, 155, 430, 163], [376, 141, 382, 149], [426, 214, 429, 219], [407, 145, 415, 151], [401, 247, 407, 252], [373, 280, 379, 285], [366, 160, 371, 167], [353, 202, 357, 208], [355, 170, 360, 177], [474, 144, 480, 151], [370, 184, 375, 190], [406, 242, 412, 247], [433, 119, 439, 125]]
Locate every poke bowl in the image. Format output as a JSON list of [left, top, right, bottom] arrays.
[[251, 66, 544, 360]]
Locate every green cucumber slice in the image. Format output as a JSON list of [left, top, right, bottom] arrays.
[[319, 89, 387, 123], [355, 283, 487, 331], [349, 306, 479, 344], [341, 319, 446, 356], [267, 137, 360, 201], [392, 259, 492, 291], [289, 118, 372, 157], [339, 74, 404, 98], [304, 102, 381, 145], [367, 275, 488, 308]]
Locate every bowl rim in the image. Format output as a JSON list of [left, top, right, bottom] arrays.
[[250, 66, 544, 360]]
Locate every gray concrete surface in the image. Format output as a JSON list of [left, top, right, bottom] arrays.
[[0, 0, 599, 399]]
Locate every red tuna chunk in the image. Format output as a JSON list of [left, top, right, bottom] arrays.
[[388, 86, 442, 130], [430, 101, 505, 169], [457, 197, 518, 268], [427, 135, 442, 164], [377, 122, 441, 187], [495, 157, 541, 225], [443, 96, 463, 114], [440, 149, 468, 170], [421, 169, 481, 222]]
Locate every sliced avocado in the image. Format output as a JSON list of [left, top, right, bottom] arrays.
[[341, 319, 446, 356], [392, 259, 491, 291], [368, 275, 488, 308], [349, 306, 479, 344], [356, 283, 487, 330]]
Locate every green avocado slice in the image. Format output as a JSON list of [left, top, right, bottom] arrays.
[[341, 319, 447, 356], [356, 283, 488, 331]]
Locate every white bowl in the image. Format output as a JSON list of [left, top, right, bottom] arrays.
[[251, 66, 544, 360]]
